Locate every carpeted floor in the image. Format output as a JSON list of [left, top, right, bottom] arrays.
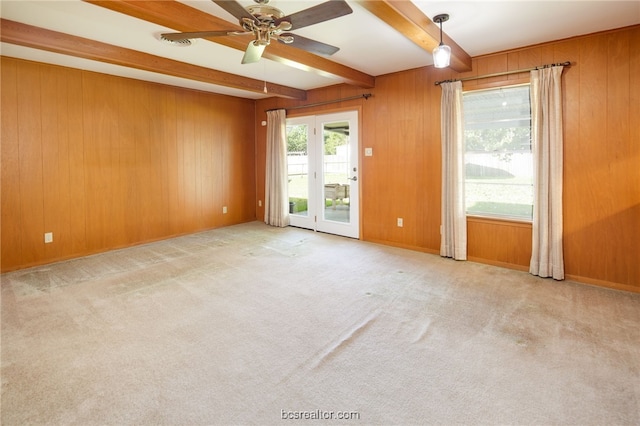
[[2, 221, 639, 425]]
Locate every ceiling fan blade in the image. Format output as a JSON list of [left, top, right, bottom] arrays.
[[161, 30, 243, 41], [241, 41, 266, 64], [278, 33, 340, 56], [212, 0, 258, 23], [274, 0, 353, 30]]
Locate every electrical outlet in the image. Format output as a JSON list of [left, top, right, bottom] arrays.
[[397, 218, 403, 227], [44, 232, 53, 243], [365, 147, 373, 156], [222, 206, 228, 214]]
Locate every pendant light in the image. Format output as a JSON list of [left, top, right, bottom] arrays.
[[432, 14, 451, 68]]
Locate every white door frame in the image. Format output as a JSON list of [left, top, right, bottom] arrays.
[[287, 110, 360, 239]]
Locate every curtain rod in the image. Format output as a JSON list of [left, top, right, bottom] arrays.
[[434, 61, 572, 86], [265, 93, 372, 112]]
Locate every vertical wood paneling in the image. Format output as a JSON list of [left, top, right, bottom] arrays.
[[65, 68, 87, 256], [82, 72, 118, 251], [137, 84, 164, 241], [630, 26, 640, 287], [361, 84, 381, 239], [3, 25, 638, 291], [190, 92, 205, 230], [1, 58, 255, 272], [467, 218, 532, 268], [178, 91, 197, 232], [606, 31, 632, 284], [41, 65, 73, 260], [219, 97, 231, 227], [570, 34, 610, 281], [475, 54, 508, 86], [421, 67, 443, 252], [255, 25, 640, 292], [226, 97, 256, 224], [385, 70, 421, 246], [199, 96, 215, 230], [130, 81, 152, 243], [195, 93, 207, 229], [364, 75, 394, 242], [1, 59, 22, 269], [554, 38, 581, 279], [211, 98, 225, 228], [148, 85, 175, 239], [119, 78, 144, 246], [415, 67, 433, 249], [17, 62, 45, 265], [508, 47, 540, 81], [360, 86, 377, 240]]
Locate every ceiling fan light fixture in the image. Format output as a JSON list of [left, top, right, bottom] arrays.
[[432, 14, 451, 68]]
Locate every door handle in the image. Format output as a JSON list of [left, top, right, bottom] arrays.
[[348, 176, 358, 181]]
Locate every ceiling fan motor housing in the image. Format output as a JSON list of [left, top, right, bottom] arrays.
[[243, 4, 292, 46]]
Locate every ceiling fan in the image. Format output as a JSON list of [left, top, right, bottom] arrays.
[[160, 0, 353, 64]]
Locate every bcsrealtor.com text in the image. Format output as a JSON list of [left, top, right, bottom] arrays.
[[281, 409, 360, 421]]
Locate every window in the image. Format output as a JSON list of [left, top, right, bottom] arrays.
[[463, 85, 533, 221]]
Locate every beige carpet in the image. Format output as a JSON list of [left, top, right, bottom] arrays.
[[2, 221, 639, 425]]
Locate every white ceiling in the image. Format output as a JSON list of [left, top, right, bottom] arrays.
[[1, 0, 639, 99]]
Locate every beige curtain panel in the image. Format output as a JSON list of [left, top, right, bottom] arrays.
[[264, 109, 290, 227], [529, 66, 565, 280], [440, 81, 467, 260]]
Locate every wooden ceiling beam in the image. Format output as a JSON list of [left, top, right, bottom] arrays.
[[0, 19, 306, 99], [84, 0, 375, 88], [355, 0, 472, 73]]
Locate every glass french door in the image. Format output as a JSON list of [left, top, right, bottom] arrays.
[[286, 111, 359, 238]]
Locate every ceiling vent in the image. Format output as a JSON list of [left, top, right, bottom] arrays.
[[159, 34, 193, 47]]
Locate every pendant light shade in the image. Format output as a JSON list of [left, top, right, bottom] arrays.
[[432, 14, 451, 68], [433, 44, 451, 68]]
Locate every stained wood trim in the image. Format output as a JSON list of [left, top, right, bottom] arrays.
[[467, 216, 533, 228], [84, 0, 375, 88], [0, 18, 306, 100], [564, 274, 640, 295], [356, 0, 472, 72], [467, 257, 531, 272]]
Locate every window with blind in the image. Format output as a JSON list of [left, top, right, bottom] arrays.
[[463, 85, 533, 221]]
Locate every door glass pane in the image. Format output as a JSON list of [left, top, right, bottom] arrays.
[[322, 120, 350, 223], [286, 123, 308, 216]]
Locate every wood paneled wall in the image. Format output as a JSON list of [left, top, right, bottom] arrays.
[[256, 25, 640, 293], [1, 58, 256, 272], [2, 26, 638, 293]]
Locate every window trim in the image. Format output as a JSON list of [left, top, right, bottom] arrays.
[[467, 215, 533, 228]]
